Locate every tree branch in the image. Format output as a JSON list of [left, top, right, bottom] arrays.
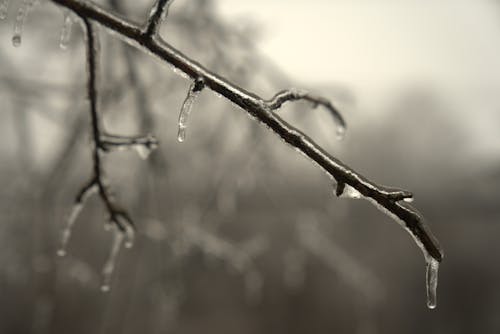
[[67, 16, 136, 245], [50, 0, 442, 264]]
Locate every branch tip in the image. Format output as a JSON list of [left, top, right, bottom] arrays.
[[267, 89, 346, 139]]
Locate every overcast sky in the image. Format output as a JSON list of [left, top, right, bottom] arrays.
[[216, 0, 500, 158], [217, 0, 500, 91]]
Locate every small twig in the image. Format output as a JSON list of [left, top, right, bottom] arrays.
[[144, 0, 175, 38], [267, 89, 346, 138], [73, 16, 135, 242]]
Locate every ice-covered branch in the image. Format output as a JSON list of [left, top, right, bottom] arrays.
[[144, 0, 175, 37], [100, 133, 159, 159], [56, 16, 157, 290], [267, 89, 346, 139], [49, 0, 443, 304]]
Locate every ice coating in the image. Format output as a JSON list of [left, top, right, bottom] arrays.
[[177, 78, 204, 142]]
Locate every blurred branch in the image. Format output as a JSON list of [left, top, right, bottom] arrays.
[[50, 0, 441, 270]]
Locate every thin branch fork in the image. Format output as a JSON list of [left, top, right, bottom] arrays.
[[50, 0, 443, 262], [72, 16, 138, 241]]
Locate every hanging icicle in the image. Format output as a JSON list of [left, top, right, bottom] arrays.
[[59, 10, 73, 50], [12, 0, 38, 47], [100, 229, 124, 292], [426, 256, 439, 309], [177, 78, 205, 142]]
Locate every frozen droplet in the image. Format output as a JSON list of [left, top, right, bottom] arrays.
[[338, 184, 361, 199], [133, 144, 153, 160], [426, 257, 439, 309], [0, 0, 10, 20], [101, 230, 124, 292], [59, 10, 72, 50], [12, 0, 38, 48], [177, 78, 204, 143], [403, 197, 414, 203]]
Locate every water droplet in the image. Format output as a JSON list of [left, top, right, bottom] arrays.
[[0, 0, 10, 20], [426, 257, 439, 309], [403, 197, 414, 203], [177, 79, 204, 143]]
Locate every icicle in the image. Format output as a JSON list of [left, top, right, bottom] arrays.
[[100, 230, 124, 292], [57, 203, 83, 257], [0, 0, 10, 20], [59, 10, 72, 50], [426, 257, 439, 309], [177, 78, 205, 142], [12, 0, 38, 47]]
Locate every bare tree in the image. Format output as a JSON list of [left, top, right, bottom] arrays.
[[2, 0, 443, 311]]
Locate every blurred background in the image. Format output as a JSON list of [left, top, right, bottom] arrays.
[[1, 0, 500, 333]]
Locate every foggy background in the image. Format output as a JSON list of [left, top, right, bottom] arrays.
[[1, 0, 500, 333]]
